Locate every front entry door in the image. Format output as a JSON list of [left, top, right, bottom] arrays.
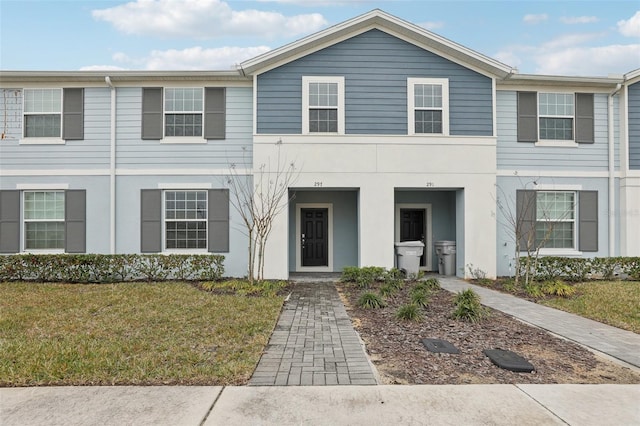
[[400, 209, 426, 267], [301, 208, 328, 267]]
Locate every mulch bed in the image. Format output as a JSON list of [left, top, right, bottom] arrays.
[[336, 280, 640, 384]]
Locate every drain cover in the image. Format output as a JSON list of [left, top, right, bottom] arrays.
[[421, 338, 460, 354], [483, 349, 535, 372]]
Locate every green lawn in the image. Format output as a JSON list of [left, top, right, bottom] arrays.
[[0, 282, 285, 386], [542, 280, 640, 334]]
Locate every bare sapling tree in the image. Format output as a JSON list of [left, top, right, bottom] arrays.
[[226, 143, 299, 283], [495, 179, 571, 287]]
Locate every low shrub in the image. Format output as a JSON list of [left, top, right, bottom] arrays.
[[379, 284, 398, 298], [524, 283, 544, 298], [423, 277, 441, 290], [0, 254, 224, 283], [521, 256, 640, 281], [541, 279, 576, 297], [340, 266, 387, 288], [396, 303, 422, 321], [357, 292, 386, 309], [410, 290, 430, 308], [452, 289, 487, 323]]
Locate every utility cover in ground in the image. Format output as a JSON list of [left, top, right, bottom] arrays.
[[483, 349, 535, 372], [421, 338, 460, 354]]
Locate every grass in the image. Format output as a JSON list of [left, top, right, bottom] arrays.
[[541, 280, 640, 334], [0, 281, 286, 386]]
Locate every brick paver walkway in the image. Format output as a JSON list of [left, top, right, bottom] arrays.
[[249, 282, 378, 386]]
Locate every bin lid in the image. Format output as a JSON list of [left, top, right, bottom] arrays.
[[434, 240, 456, 246], [394, 240, 425, 247]]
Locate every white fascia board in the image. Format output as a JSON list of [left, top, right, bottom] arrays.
[[239, 9, 514, 78], [499, 73, 623, 90]]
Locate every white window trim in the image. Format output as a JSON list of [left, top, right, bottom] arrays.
[[162, 189, 208, 253], [20, 88, 65, 145], [301, 76, 345, 135], [537, 91, 575, 145], [407, 78, 449, 136], [21, 190, 66, 253], [162, 87, 206, 143], [535, 190, 579, 254]]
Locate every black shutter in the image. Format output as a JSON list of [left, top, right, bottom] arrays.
[[65, 190, 86, 253], [204, 87, 226, 140], [516, 190, 537, 250], [63, 88, 84, 140], [142, 88, 163, 140], [0, 190, 20, 253], [579, 191, 598, 251], [141, 189, 162, 252], [517, 91, 538, 143], [575, 93, 595, 144], [208, 189, 229, 252]]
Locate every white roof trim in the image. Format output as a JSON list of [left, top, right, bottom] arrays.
[[239, 9, 514, 78]]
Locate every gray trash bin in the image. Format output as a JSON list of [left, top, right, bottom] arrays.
[[394, 241, 424, 276], [434, 240, 456, 275]]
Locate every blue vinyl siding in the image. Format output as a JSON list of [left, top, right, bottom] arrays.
[[496, 91, 618, 171], [495, 176, 612, 277], [116, 87, 253, 169], [257, 29, 493, 136], [0, 175, 111, 253], [629, 81, 640, 170], [0, 88, 111, 169]]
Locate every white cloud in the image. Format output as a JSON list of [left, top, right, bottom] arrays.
[[111, 46, 272, 70], [618, 11, 640, 37], [92, 0, 327, 39], [79, 65, 129, 71], [523, 14, 548, 24], [535, 44, 640, 76], [540, 32, 603, 50], [419, 21, 445, 31], [560, 16, 598, 25]]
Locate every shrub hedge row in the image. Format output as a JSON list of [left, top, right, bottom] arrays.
[[0, 254, 225, 283], [521, 256, 640, 281]]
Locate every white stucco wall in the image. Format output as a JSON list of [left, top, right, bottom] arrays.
[[254, 135, 498, 279]]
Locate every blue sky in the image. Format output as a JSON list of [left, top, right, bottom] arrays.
[[1, 0, 639, 76]]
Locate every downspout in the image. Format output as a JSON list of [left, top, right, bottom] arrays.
[[105, 76, 116, 254], [608, 83, 622, 256]]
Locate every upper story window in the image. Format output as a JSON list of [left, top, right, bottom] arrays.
[[164, 88, 203, 137], [539, 93, 574, 141], [22, 88, 84, 144], [517, 91, 594, 146], [302, 76, 344, 134], [142, 87, 225, 142], [23, 89, 61, 138], [407, 78, 449, 136]]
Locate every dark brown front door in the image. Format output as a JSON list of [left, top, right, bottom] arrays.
[[400, 208, 425, 267], [301, 208, 328, 267]]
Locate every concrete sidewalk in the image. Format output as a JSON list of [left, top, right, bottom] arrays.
[[2, 384, 639, 425], [438, 277, 640, 368]]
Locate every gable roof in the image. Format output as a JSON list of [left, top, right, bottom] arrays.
[[239, 9, 515, 79]]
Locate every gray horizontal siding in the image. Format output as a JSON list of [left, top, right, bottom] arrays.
[[496, 91, 616, 171], [257, 29, 493, 136], [0, 88, 111, 169], [115, 87, 253, 169], [629, 81, 640, 169]]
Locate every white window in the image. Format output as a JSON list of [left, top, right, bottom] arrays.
[[23, 191, 65, 250], [539, 93, 574, 141], [23, 89, 62, 138], [164, 88, 203, 137], [164, 190, 207, 250], [408, 78, 449, 136], [535, 191, 576, 249], [302, 76, 345, 134]]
